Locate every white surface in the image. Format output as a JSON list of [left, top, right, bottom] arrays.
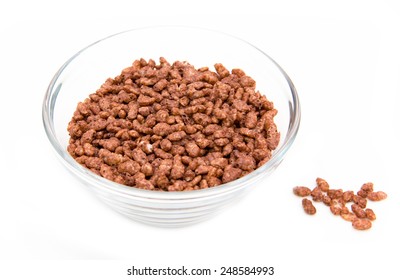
[[1, 0, 399, 279]]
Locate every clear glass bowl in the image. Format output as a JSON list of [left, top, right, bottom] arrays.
[[42, 26, 300, 227]]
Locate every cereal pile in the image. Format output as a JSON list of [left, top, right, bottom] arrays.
[[67, 57, 279, 191], [293, 178, 387, 230]]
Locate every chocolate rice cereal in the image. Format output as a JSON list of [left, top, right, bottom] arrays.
[[67, 58, 279, 191], [293, 178, 387, 230]]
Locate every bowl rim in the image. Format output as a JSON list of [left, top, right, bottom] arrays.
[[42, 25, 301, 200]]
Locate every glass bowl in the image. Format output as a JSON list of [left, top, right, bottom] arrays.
[[42, 26, 300, 227]]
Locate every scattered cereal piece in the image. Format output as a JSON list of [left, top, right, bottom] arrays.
[[352, 195, 367, 208], [330, 203, 342, 215], [341, 212, 357, 222], [365, 208, 376, 221], [293, 186, 312, 197], [311, 186, 324, 202], [367, 191, 387, 201], [316, 177, 329, 192], [351, 203, 367, 219], [342, 190, 354, 203], [357, 189, 368, 198], [327, 189, 343, 200], [302, 198, 317, 215], [352, 218, 372, 230], [361, 182, 374, 193], [322, 195, 332, 206]]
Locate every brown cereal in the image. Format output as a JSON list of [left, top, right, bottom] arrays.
[[341, 212, 356, 222], [316, 177, 329, 192], [357, 189, 368, 198], [294, 178, 386, 231], [367, 191, 387, 201], [330, 203, 342, 215], [351, 204, 367, 219], [342, 190, 354, 203], [141, 162, 154, 177], [321, 195, 332, 206], [221, 165, 242, 184], [310, 186, 324, 202], [352, 218, 372, 230], [365, 208, 376, 221], [293, 186, 312, 197], [302, 198, 316, 215], [327, 189, 343, 200], [352, 195, 367, 208], [68, 58, 279, 191], [159, 139, 172, 151], [340, 205, 350, 215], [361, 182, 374, 193]]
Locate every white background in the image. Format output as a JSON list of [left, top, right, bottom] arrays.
[[1, 0, 399, 279]]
